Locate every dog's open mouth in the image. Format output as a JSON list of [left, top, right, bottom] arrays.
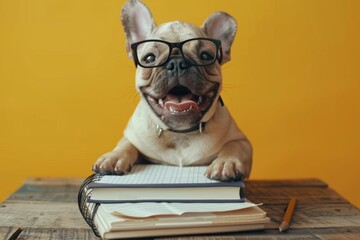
[[145, 85, 219, 118]]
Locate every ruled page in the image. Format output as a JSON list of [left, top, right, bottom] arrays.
[[96, 164, 221, 185]]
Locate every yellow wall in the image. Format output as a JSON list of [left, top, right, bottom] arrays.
[[1, 0, 359, 207]]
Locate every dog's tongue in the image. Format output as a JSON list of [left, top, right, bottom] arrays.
[[165, 93, 198, 111]]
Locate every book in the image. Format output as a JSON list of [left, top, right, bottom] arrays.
[[99, 201, 259, 218], [94, 204, 270, 239], [88, 164, 245, 203], [77, 164, 270, 239]]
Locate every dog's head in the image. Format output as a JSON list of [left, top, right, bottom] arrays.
[[121, 0, 237, 132]]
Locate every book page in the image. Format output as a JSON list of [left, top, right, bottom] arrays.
[[96, 164, 224, 185], [100, 202, 257, 218]]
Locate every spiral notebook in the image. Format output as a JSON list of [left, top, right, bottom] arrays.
[[94, 204, 269, 239], [77, 165, 269, 239], [87, 164, 245, 203]]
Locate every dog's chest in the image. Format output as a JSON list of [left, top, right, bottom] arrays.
[[124, 100, 235, 166], [138, 132, 218, 166], [163, 134, 190, 149]]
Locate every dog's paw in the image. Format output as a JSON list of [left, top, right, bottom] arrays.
[[92, 151, 133, 175], [205, 158, 245, 182]]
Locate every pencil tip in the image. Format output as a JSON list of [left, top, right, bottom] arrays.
[[279, 222, 289, 232]]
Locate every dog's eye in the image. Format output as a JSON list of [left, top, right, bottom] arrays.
[[142, 53, 156, 64], [200, 51, 214, 61]]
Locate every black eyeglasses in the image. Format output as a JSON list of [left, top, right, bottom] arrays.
[[130, 38, 222, 68]]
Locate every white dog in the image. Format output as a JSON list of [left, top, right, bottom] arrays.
[[93, 0, 252, 181]]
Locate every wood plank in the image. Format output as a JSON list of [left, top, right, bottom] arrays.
[[6, 180, 342, 205], [11, 227, 360, 240], [5, 184, 80, 203], [157, 227, 360, 240], [6, 177, 87, 203], [0, 202, 89, 229], [0, 227, 21, 240], [2, 178, 360, 240], [13, 227, 360, 240], [5, 178, 335, 205], [1, 201, 359, 232], [245, 186, 348, 205], [16, 228, 99, 240], [312, 227, 360, 240], [157, 230, 320, 240], [19, 229, 315, 240], [262, 203, 360, 229], [24, 177, 84, 186], [245, 178, 328, 188]]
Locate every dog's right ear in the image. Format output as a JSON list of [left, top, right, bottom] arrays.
[[121, 0, 156, 59]]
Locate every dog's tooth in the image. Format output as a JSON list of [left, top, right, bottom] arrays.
[[148, 96, 154, 102], [158, 98, 164, 107]]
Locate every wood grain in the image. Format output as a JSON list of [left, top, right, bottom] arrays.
[[0, 226, 21, 240], [0, 202, 88, 229], [245, 178, 328, 188], [245, 186, 348, 205], [16, 228, 99, 240], [1, 177, 360, 240], [24, 177, 84, 186], [158, 227, 360, 240], [5, 185, 79, 203]]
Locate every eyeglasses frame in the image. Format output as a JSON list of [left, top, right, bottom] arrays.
[[130, 37, 223, 68]]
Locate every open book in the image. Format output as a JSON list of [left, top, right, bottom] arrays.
[[88, 164, 245, 203], [94, 204, 270, 239]]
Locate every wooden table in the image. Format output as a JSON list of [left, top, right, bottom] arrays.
[[1, 178, 360, 239]]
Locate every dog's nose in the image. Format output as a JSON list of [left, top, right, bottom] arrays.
[[165, 57, 190, 76]]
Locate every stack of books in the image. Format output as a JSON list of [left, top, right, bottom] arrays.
[[78, 164, 269, 239]]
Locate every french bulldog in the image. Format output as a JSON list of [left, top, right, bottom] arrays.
[[93, 0, 252, 181]]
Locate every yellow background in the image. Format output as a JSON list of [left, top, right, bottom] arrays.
[[1, 0, 359, 207]]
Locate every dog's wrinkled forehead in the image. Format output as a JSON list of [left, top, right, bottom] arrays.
[[121, 0, 237, 64], [150, 21, 204, 41]]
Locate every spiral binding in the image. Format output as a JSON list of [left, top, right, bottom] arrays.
[[77, 173, 104, 238]]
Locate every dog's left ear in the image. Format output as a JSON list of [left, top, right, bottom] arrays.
[[201, 12, 237, 64]]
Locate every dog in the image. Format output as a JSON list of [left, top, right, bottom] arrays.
[[93, 0, 252, 181]]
